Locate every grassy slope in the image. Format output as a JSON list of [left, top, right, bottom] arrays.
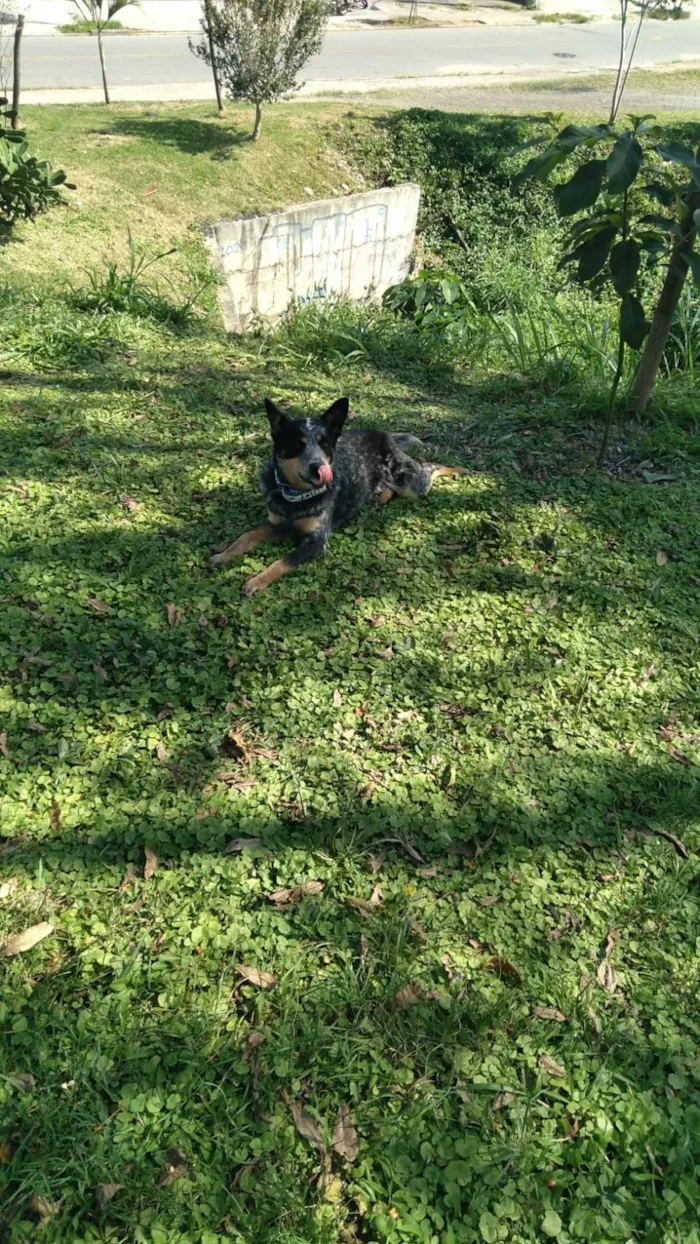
[[1, 104, 700, 1244]]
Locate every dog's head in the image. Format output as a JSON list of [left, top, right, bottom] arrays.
[[264, 398, 349, 491]]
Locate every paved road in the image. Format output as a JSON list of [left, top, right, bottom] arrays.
[[20, 24, 700, 91]]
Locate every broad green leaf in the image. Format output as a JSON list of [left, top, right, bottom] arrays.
[[556, 160, 606, 218], [609, 239, 640, 295], [680, 246, 700, 289], [577, 225, 617, 281], [642, 181, 675, 208], [542, 1209, 563, 1238], [606, 133, 643, 194], [638, 213, 681, 239], [479, 1211, 499, 1243], [658, 141, 700, 187], [512, 145, 567, 190], [620, 293, 648, 349], [555, 122, 611, 152], [694, 208, 700, 231]]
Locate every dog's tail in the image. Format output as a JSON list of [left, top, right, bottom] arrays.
[[393, 433, 424, 449]]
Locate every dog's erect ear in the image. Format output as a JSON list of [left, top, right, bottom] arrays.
[[321, 398, 350, 439], [264, 398, 289, 438]]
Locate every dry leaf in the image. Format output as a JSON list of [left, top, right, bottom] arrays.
[[382, 834, 425, 864], [3, 921, 54, 956], [0, 1141, 11, 1163], [535, 1006, 567, 1023], [144, 847, 158, 882], [26, 721, 47, 732], [10, 1073, 36, 1091], [120, 495, 142, 513], [87, 597, 111, 614], [235, 964, 276, 989], [605, 929, 619, 957], [656, 549, 669, 566], [332, 689, 342, 707], [484, 956, 522, 985], [596, 959, 618, 993], [155, 741, 167, 762], [224, 836, 263, 853], [367, 852, 385, 874], [157, 1146, 188, 1187], [419, 865, 438, 878], [468, 938, 487, 951], [0, 731, 10, 759], [539, 1053, 566, 1078], [644, 824, 689, 858], [268, 880, 324, 906], [478, 895, 499, 907], [393, 982, 423, 1010], [49, 799, 61, 831], [348, 886, 382, 918], [492, 1091, 515, 1111], [546, 928, 564, 942], [587, 1005, 601, 1035], [95, 1183, 123, 1210], [29, 1194, 58, 1224], [360, 934, 369, 968], [166, 602, 180, 627], [287, 1098, 325, 1151], [0, 879, 19, 900], [220, 729, 252, 763], [93, 663, 107, 680], [331, 1105, 358, 1163], [231, 1159, 258, 1190]]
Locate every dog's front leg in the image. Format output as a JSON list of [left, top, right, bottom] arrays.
[[209, 520, 283, 568], [242, 527, 328, 597]]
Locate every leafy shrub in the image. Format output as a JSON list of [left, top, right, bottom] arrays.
[[0, 99, 74, 233], [0, 283, 129, 368]]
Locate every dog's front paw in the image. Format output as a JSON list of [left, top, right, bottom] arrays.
[[242, 572, 265, 597], [209, 552, 228, 569]]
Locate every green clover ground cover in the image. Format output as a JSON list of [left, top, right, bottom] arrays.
[[1, 103, 700, 1244]]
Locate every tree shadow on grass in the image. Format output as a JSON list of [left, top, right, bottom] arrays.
[[107, 115, 250, 160]]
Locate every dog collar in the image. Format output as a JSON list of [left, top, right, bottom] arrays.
[[274, 469, 329, 504]]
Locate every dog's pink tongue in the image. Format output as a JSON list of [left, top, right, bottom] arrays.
[[318, 463, 333, 485]]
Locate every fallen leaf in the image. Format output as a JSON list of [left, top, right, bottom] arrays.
[[166, 602, 180, 627], [348, 886, 382, 918], [468, 938, 487, 951], [419, 865, 438, 878], [231, 1159, 258, 1189], [10, 1073, 36, 1091], [655, 549, 669, 566], [87, 597, 111, 614], [220, 729, 252, 763], [26, 721, 47, 732], [546, 928, 564, 942], [393, 982, 423, 1010], [644, 824, 689, 858], [93, 663, 107, 680], [479, 895, 500, 907], [332, 689, 342, 707], [605, 929, 619, 957], [539, 1053, 566, 1078], [383, 834, 425, 864], [95, 1183, 123, 1210], [155, 741, 168, 762], [0, 1141, 11, 1163], [49, 799, 61, 831], [224, 836, 263, 853], [144, 847, 158, 881], [492, 1091, 515, 1111], [596, 959, 618, 993], [360, 933, 370, 968], [331, 1105, 358, 1163], [0, 731, 10, 758], [157, 1146, 188, 1187], [287, 1097, 324, 1151], [483, 956, 522, 986], [668, 747, 692, 766], [120, 495, 142, 512], [587, 1005, 601, 1034], [29, 1194, 58, 1224], [0, 879, 19, 900], [2, 922, 54, 956], [235, 964, 276, 989], [367, 852, 385, 874], [535, 1006, 567, 1023], [267, 880, 324, 907]]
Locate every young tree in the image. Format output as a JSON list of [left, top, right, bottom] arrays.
[[190, 0, 328, 142], [70, 0, 138, 105]]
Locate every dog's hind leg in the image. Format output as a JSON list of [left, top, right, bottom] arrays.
[[388, 452, 468, 499], [428, 465, 469, 487], [209, 521, 282, 568]]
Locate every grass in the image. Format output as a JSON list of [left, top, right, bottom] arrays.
[[1, 102, 700, 1244], [518, 64, 700, 93], [57, 19, 129, 33], [533, 11, 592, 22]]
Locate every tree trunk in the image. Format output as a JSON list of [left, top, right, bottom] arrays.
[[631, 194, 699, 412], [97, 27, 110, 105], [11, 14, 24, 129], [204, 0, 224, 114], [252, 102, 262, 142]]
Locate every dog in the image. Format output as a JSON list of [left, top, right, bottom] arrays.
[[210, 397, 468, 595]]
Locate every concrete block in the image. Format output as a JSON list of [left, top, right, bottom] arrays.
[[202, 183, 421, 333]]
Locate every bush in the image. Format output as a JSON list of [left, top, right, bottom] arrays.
[[0, 100, 74, 234]]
